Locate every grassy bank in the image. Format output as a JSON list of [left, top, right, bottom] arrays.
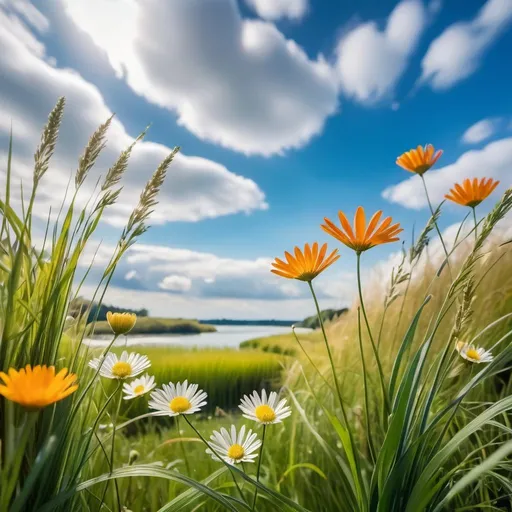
[[91, 316, 216, 335]]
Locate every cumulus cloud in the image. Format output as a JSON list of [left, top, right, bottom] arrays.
[[245, 0, 308, 21], [461, 118, 500, 144], [335, 0, 427, 104], [382, 137, 512, 209], [158, 275, 192, 293], [61, 0, 338, 156], [0, 3, 267, 226], [75, 239, 348, 303], [420, 0, 512, 90]]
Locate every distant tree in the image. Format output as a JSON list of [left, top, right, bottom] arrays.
[[297, 308, 348, 329], [69, 297, 149, 322]]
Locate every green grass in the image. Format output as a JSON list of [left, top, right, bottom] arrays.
[[3, 100, 512, 512], [91, 316, 216, 335]]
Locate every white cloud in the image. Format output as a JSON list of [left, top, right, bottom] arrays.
[[245, 0, 308, 21], [335, 0, 427, 104], [125, 270, 138, 280], [420, 0, 512, 90], [0, 4, 267, 226], [158, 275, 192, 293], [462, 118, 499, 144], [61, 0, 338, 156], [382, 137, 512, 209]]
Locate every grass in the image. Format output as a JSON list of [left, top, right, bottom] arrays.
[[91, 316, 216, 335], [2, 99, 512, 512], [109, 346, 285, 417]]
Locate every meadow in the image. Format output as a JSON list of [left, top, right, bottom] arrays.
[[1, 100, 511, 511]]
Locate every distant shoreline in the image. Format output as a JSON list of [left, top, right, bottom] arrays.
[[91, 317, 216, 336], [200, 319, 299, 327]]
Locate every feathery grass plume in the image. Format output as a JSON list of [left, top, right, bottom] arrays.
[[75, 115, 114, 188], [450, 279, 475, 344], [101, 128, 148, 192], [33, 97, 65, 184], [409, 203, 441, 263], [384, 245, 410, 308], [450, 187, 512, 298], [124, 146, 180, 238]]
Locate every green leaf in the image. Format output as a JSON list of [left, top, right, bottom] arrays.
[[278, 463, 327, 486]]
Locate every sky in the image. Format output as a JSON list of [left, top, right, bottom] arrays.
[[1, 0, 511, 320]]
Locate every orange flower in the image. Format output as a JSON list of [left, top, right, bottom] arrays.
[[445, 178, 500, 208], [396, 144, 442, 175], [271, 243, 339, 281], [0, 365, 78, 409], [322, 206, 403, 253]]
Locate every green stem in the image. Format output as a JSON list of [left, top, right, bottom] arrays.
[[176, 416, 191, 475], [109, 383, 123, 511], [183, 416, 246, 503], [356, 308, 376, 464], [291, 326, 333, 392], [420, 174, 451, 273], [252, 424, 266, 511], [376, 304, 389, 351], [307, 281, 350, 426], [472, 206, 478, 242], [356, 253, 390, 416]]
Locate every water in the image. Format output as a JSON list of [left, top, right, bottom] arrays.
[[85, 324, 312, 349]]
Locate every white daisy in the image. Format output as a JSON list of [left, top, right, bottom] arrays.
[[88, 351, 151, 379], [148, 380, 207, 416], [239, 389, 291, 425], [206, 425, 261, 465], [122, 374, 156, 400], [458, 344, 493, 364]]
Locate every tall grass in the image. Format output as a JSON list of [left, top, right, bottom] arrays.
[[1, 100, 511, 511]]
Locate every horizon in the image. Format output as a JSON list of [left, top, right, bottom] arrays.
[[1, 0, 511, 319]]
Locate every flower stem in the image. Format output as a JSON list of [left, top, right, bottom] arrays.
[[420, 174, 451, 274], [105, 382, 123, 511], [176, 416, 191, 475], [307, 281, 350, 426], [183, 416, 246, 503], [472, 206, 478, 242], [356, 253, 390, 416], [252, 424, 266, 511], [356, 308, 376, 464]]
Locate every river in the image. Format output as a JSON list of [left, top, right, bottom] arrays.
[[85, 324, 312, 349]]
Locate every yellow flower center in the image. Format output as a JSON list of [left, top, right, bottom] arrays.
[[170, 396, 191, 413], [466, 348, 480, 361], [133, 384, 145, 394], [255, 404, 276, 423], [227, 444, 245, 460], [111, 361, 132, 378]]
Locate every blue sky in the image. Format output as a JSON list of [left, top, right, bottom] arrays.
[[1, 0, 511, 319]]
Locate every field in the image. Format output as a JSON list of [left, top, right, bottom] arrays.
[[1, 101, 512, 512]]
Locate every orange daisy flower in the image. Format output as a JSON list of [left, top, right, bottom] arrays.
[[271, 242, 339, 281], [0, 364, 78, 409], [322, 206, 403, 253], [445, 178, 500, 208], [396, 144, 443, 175]]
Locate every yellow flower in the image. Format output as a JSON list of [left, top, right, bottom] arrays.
[[396, 144, 443, 175], [271, 242, 339, 282], [445, 178, 500, 208], [322, 206, 402, 253], [0, 364, 78, 409], [106, 311, 137, 335]]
